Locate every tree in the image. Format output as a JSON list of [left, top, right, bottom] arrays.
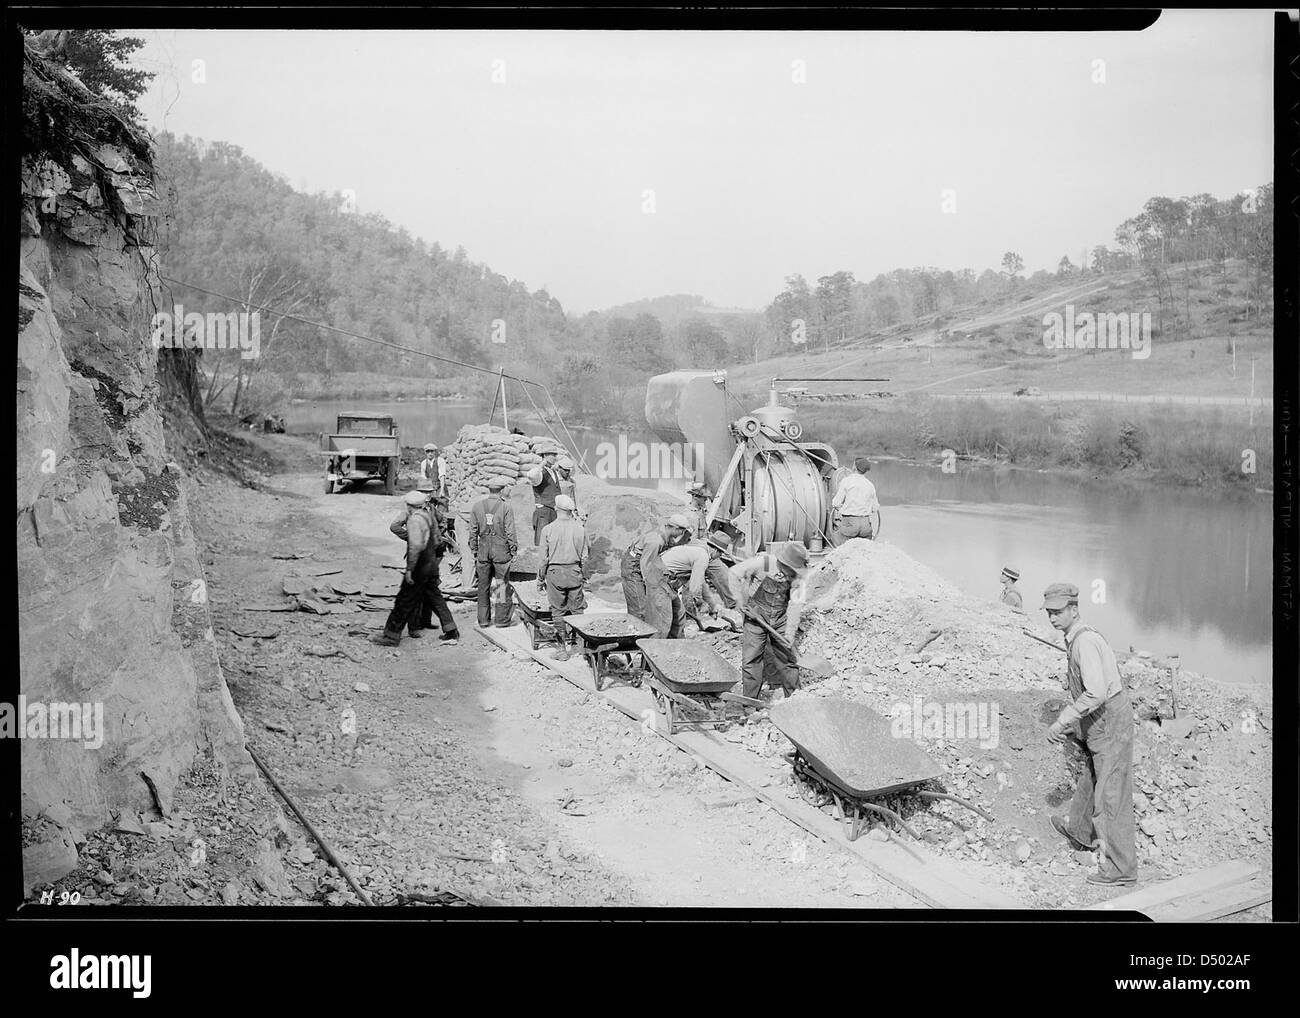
[[1001, 252, 1024, 279], [607, 314, 671, 375], [32, 29, 154, 120], [815, 270, 856, 348], [1056, 255, 1075, 276], [675, 317, 730, 366], [766, 274, 818, 348]]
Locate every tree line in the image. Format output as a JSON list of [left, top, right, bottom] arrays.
[[762, 185, 1274, 354]]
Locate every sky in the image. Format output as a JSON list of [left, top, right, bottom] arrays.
[[132, 13, 1276, 313]]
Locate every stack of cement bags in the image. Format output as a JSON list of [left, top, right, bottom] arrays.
[[443, 425, 562, 506]]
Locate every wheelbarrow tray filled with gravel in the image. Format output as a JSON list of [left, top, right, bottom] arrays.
[[637, 638, 749, 735], [770, 696, 992, 843], [513, 586, 559, 651], [562, 613, 658, 690]]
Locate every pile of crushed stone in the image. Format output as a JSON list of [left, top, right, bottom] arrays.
[[794, 540, 1068, 699]]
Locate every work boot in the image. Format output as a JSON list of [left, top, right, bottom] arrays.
[[406, 628, 425, 639], [552, 643, 572, 662], [439, 630, 460, 645], [372, 628, 402, 647], [1051, 815, 1096, 853], [1086, 868, 1137, 887]]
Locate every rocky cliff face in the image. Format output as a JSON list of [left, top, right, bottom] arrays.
[[18, 44, 250, 890]]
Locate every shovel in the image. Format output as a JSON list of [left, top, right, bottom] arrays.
[[742, 608, 834, 678]]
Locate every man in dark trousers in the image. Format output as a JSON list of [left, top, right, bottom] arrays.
[[527, 449, 562, 544], [390, 487, 458, 643], [375, 490, 457, 646], [620, 513, 693, 638], [537, 494, 588, 660], [469, 475, 518, 628], [730, 541, 809, 700], [1043, 582, 1138, 887]]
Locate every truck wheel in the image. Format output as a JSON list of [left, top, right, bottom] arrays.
[[384, 459, 397, 496], [324, 477, 334, 495]]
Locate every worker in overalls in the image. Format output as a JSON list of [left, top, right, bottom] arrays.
[[730, 541, 809, 700], [469, 476, 518, 628], [621, 513, 693, 638], [686, 481, 711, 538], [1043, 582, 1138, 886]]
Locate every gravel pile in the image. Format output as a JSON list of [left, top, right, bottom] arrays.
[[795, 540, 1066, 698]]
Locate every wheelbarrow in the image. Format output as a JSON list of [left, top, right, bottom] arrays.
[[770, 696, 994, 848], [636, 639, 762, 735], [562, 613, 658, 691], [513, 586, 560, 651]]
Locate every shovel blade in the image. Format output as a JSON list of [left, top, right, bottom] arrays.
[[797, 653, 834, 679]]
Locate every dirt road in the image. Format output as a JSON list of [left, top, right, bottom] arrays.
[[194, 432, 913, 908]]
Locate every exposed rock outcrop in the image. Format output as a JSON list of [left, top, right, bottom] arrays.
[[18, 40, 251, 875]]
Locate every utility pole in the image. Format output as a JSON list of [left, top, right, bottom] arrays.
[[1249, 356, 1256, 428]]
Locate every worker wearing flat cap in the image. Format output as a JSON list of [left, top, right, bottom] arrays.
[[730, 541, 810, 700], [419, 443, 447, 497], [1042, 582, 1137, 886], [999, 567, 1023, 611], [555, 456, 577, 507], [537, 494, 588, 660], [376, 489, 458, 646], [469, 476, 519, 629], [621, 512, 694, 639], [387, 484, 459, 643]]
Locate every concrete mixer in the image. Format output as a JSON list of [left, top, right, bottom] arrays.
[[644, 371, 840, 558]]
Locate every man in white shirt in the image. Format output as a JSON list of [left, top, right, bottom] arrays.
[[419, 444, 447, 497], [831, 457, 879, 543]]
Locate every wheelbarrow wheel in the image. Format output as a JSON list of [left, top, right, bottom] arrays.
[[526, 623, 538, 651], [324, 477, 334, 495], [590, 656, 603, 691], [662, 696, 675, 736]]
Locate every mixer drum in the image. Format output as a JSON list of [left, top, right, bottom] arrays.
[[750, 449, 830, 547]]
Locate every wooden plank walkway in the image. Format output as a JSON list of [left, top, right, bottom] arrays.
[[1090, 861, 1270, 921]]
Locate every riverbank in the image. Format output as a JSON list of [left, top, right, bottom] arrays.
[[796, 394, 1273, 491], [284, 371, 489, 403], [279, 369, 1273, 491]]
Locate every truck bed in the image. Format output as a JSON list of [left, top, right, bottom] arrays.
[[319, 434, 400, 456]]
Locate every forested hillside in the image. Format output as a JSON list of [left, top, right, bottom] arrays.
[[155, 131, 1273, 428], [155, 133, 569, 414]]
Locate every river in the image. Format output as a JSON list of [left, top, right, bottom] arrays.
[[289, 398, 1273, 686]]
